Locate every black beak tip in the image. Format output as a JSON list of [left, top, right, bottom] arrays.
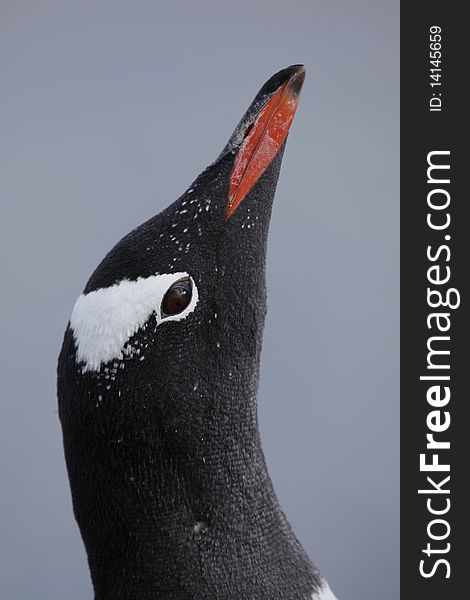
[[290, 67, 306, 98], [259, 64, 306, 97]]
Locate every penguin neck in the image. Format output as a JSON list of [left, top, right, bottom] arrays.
[[79, 379, 316, 599]]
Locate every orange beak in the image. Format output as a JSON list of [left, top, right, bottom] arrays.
[[225, 65, 305, 220]]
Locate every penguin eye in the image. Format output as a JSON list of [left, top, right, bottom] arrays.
[[161, 278, 193, 318]]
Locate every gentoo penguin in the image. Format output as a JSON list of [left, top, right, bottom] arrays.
[[58, 65, 337, 600]]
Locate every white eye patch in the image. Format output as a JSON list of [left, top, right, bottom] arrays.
[[70, 272, 198, 372]]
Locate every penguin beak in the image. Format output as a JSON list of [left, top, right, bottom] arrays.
[[224, 65, 306, 221]]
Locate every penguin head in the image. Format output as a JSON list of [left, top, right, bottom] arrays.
[[58, 64, 305, 437]]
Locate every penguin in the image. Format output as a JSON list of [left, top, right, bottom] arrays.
[[58, 65, 337, 600]]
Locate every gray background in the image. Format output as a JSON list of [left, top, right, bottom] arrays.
[[0, 1, 399, 599]]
